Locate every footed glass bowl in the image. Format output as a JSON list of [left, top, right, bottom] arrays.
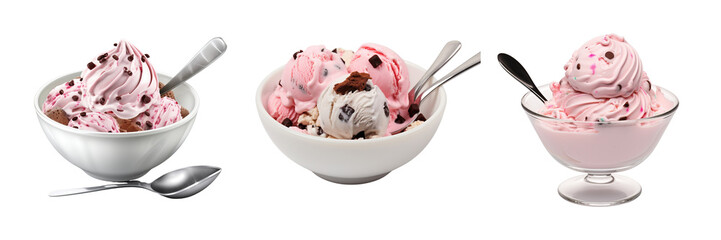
[[522, 85, 678, 206]]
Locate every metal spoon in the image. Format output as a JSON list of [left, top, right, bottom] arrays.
[[160, 37, 228, 95], [497, 53, 547, 102], [49, 166, 221, 199], [390, 52, 482, 134]]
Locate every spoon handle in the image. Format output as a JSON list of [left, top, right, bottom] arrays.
[[420, 52, 481, 103], [412, 40, 462, 100], [497, 53, 547, 102], [49, 181, 150, 197], [160, 37, 228, 95]]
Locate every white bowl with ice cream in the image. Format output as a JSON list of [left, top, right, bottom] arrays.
[[35, 71, 199, 181], [257, 62, 446, 184]]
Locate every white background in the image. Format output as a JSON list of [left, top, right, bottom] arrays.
[[1, 0, 717, 239]]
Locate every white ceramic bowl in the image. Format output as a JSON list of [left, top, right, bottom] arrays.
[[256, 63, 447, 184], [35, 72, 199, 181]]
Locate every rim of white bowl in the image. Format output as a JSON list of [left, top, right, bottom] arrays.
[[34, 72, 200, 137], [522, 83, 679, 124], [256, 62, 447, 143]]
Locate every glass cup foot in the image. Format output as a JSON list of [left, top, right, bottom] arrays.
[[557, 174, 641, 207]]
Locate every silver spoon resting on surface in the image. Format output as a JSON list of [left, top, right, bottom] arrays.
[[160, 37, 228, 95], [497, 53, 547, 103], [390, 50, 482, 134], [49, 166, 221, 199]]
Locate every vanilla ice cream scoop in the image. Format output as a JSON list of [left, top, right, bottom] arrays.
[[318, 72, 390, 139]]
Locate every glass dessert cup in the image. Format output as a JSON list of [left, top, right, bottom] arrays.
[[522, 85, 679, 206]]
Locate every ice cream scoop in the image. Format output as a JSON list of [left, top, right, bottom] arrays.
[[134, 96, 183, 130], [317, 72, 390, 139], [564, 34, 643, 98], [67, 112, 120, 133], [43, 77, 87, 115], [279, 45, 347, 117], [347, 43, 410, 124]]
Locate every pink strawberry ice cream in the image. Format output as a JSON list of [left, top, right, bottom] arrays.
[[347, 43, 410, 123], [68, 112, 120, 133], [542, 34, 669, 122], [43, 77, 87, 115], [44, 40, 189, 133], [134, 97, 183, 130], [274, 45, 347, 123], [81, 40, 160, 120]]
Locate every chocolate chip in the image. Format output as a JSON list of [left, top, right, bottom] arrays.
[[321, 48, 325, 52], [115, 96, 122, 101], [369, 55, 382, 68], [80, 112, 87, 117], [141, 56, 146, 62], [128, 55, 134, 61], [278, 79, 282, 87], [87, 62, 96, 70], [417, 113, 426, 121], [395, 114, 405, 124], [332, 48, 338, 53], [605, 51, 614, 59], [72, 95, 79, 101], [340, 58, 345, 65], [99, 97, 106, 105], [408, 103, 420, 117], [97, 53, 108, 63], [352, 131, 365, 139], [617, 84, 622, 91], [113, 55, 119, 60], [67, 80, 74, 87], [281, 118, 293, 127], [144, 111, 150, 116], [298, 123, 307, 130], [624, 102, 629, 108], [323, 68, 328, 77], [338, 104, 355, 122], [619, 117, 628, 121], [141, 95, 151, 104], [136, 121, 141, 126], [576, 63, 580, 70], [73, 126, 79, 129], [59, 90, 64, 94], [380, 102, 389, 117], [79, 78, 83, 81], [293, 50, 303, 60], [72, 117, 78, 121], [145, 121, 153, 128], [108, 131, 112, 133], [317, 126, 324, 135], [585, 116, 588, 121], [647, 81, 652, 91], [144, 54, 150, 58], [113, 43, 118, 46], [78, 91, 82, 95], [364, 83, 372, 91]]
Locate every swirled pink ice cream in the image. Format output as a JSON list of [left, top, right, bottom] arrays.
[[347, 43, 410, 123], [81, 40, 160, 120], [44, 40, 189, 133], [543, 34, 668, 122]]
